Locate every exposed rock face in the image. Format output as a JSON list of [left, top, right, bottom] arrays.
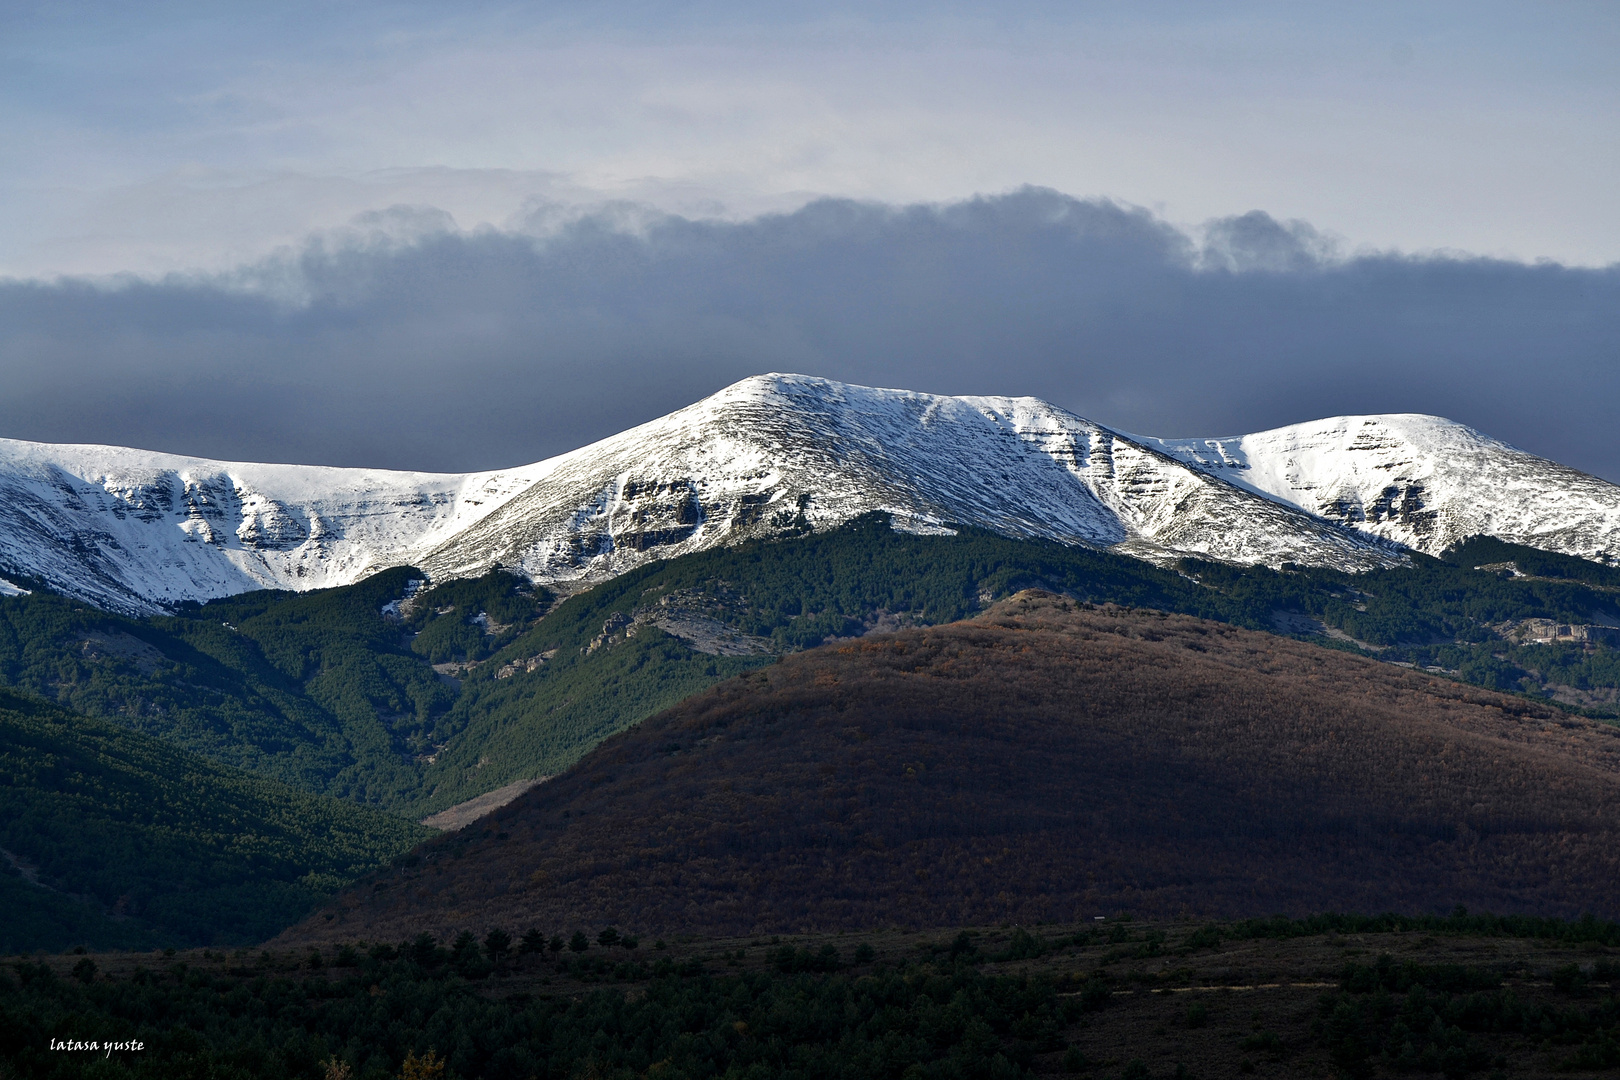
[[235, 491, 311, 550], [6, 375, 1619, 614]]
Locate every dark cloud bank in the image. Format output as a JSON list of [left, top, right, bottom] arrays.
[[2, 188, 1617, 480]]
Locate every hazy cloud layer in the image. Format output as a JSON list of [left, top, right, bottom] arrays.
[[2, 189, 1617, 481]]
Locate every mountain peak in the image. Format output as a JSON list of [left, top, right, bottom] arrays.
[[4, 374, 1617, 613], [1146, 411, 1620, 562]]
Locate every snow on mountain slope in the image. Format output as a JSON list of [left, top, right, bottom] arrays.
[[1144, 415, 1620, 564], [0, 439, 548, 613], [8, 379, 1615, 620], [416, 374, 1401, 589], [0, 376, 1406, 613]]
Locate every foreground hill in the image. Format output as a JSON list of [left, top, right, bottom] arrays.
[[0, 688, 428, 951], [285, 593, 1620, 945]]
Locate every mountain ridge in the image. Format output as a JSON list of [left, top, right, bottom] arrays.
[[4, 374, 1617, 614]]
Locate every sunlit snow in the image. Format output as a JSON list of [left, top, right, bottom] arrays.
[[5, 375, 1612, 614]]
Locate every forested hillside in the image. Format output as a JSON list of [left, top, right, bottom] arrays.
[[0, 566, 548, 810], [291, 594, 1620, 945], [4, 516, 1620, 824], [413, 518, 1620, 811], [14, 916, 1620, 1078], [0, 689, 427, 952]]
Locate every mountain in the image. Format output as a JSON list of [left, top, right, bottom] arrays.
[[282, 593, 1620, 945], [0, 437, 545, 614], [0, 375, 1426, 614], [1146, 413, 1620, 563], [9, 511, 1620, 828], [11, 375, 1620, 619], [412, 375, 1402, 586]]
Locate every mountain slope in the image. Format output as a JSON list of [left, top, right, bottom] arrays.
[[415, 374, 1401, 588], [1147, 414, 1620, 563], [0, 569, 477, 809], [0, 437, 546, 614], [0, 687, 428, 951], [284, 593, 1620, 944], [8, 511, 1620, 827]]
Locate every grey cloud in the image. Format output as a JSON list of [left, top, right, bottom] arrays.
[[1, 188, 1617, 481], [1198, 210, 1342, 273]]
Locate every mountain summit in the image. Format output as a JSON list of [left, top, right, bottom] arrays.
[[1145, 413, 1620, 563], [2, 375, 1615, 613]]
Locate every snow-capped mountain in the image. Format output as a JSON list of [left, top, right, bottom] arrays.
[[416, 375, 1399, 589], [2, 374, 1612, 614], [1144, 415, 1620, 564], [0, 441, 550, 613]]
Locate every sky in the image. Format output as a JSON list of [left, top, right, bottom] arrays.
[[1, 2, 1617, 477]]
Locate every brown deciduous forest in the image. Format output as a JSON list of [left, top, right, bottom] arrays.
[[282, 592, 1620, 946]]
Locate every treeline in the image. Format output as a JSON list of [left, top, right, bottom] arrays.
[[1176, 910, 1620, 949], [12, 915, 1620, 1078], [1324, 953, 1620, 1074], [0, 941, 1079, 1080]]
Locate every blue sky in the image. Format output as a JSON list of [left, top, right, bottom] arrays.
[[1, 3, 1617, 478]]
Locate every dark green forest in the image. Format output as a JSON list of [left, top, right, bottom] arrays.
[[6, 914, 1620, 1079], [0, 689, 426, 952], [0, 567, 549, 812], [7, 944, 1069, 1080]]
